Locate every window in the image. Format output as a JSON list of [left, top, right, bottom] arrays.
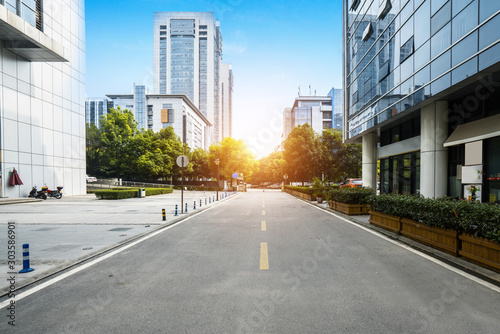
[[377, 0, 392, 21], [160, 25, 167, 29], [400, 37, 414, 64], [362, 23, 373, 42], [431, 1, 451, 36], [350, 0, 360, 11]]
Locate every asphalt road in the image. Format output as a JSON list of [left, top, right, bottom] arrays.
[[1, 190, 499, 333]]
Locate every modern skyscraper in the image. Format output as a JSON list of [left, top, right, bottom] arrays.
[[153, 12, 224, 145], [220, 63, 233, 139], [328, 88, 343, 130], [0, 0, 86, 198], [343, 0, 500, 202]]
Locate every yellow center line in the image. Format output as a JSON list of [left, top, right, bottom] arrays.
[[260, 242, 269, 270], [262, 210, 266, 216], [261, 221, 266, 231], [262, 204, 265, 208]]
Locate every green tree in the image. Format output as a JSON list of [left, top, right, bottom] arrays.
[[209, 137, 256, 184], [283, 124, 319, 185], [86, 123, 102, 176], [250, 150, 284, 185], [98, 107, 139, 178]]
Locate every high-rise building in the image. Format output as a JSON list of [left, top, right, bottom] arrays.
[[85, 98, 114, 127], [284, 93, 334, 140], [220, 63, 233, 139], [0, 0, 86, 198], [328, 88, 343, 130], [153, 12, 224, 145], [343, 0, 500, 203]]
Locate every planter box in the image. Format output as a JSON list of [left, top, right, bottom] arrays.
[[401, 218, 459, 256], [459, 234, 500, 273], [329, 200, 369, 215], [369, 211, 401, 234], [288, 189, 314, 201]]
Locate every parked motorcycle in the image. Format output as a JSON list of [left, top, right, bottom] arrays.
[[28, 186, 47, 200], [42, 186, 63, 199]]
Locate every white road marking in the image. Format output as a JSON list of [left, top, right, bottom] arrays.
[[0, 205, 218, 308], [304, 200, 500, 294]]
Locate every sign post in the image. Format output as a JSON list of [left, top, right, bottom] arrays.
[[176, 155, 189, 213]]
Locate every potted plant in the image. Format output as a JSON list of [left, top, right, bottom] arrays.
[[311, 177, 325, 203]]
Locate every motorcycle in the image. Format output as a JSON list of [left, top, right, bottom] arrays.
[[42, 186, 63, 199], [28, 186, 48, 200]]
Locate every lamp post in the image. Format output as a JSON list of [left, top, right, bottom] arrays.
[[215, 158, 220, 201], [283, 174, 288, 191]]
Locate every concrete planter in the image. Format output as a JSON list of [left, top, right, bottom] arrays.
[[459, 234, 500, 273], [401, 218, 460, 256], [368, 211, 402, 233], [330, 200, 369, 215]]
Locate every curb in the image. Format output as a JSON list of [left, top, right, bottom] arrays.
[[0, 192, 240, 299], [285, 191, 500, 288]]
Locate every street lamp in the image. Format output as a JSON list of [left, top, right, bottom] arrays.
[[215, 158, 220, 201], [283, 174, 288, 191]]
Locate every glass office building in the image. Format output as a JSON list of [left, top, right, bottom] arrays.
[[153, 12, 229, 145], [344, 0, 500, 203]]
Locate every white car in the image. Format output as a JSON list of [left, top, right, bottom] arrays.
[[86, 174, 97, 183]]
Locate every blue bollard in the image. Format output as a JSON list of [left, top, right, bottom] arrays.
[[200, 199, 202, 207], [185, 202, 188, 213], [205, 198, 207, 205], [19, 244, 34, 273], [213, 195, 215, 202], [209, 197, 211, 204], [194, 201, 196, 210], [175, 205, 178, 216]]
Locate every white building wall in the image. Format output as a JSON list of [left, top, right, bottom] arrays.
[[0, 0, 86, 198]]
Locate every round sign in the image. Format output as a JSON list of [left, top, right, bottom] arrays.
[[176, 155, 189, 168], [232, 173, 239, 179]]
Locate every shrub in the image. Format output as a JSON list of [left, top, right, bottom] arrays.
[[284, 185, 315, 195], [369, 194, 500, 243], [94, 187, 173, 199], [326, 187, 374, 204]]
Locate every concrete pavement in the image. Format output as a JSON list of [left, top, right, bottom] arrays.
[[0, 189, 237, 295]]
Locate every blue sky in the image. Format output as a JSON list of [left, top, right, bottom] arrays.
[[85, 0, 344, 157]]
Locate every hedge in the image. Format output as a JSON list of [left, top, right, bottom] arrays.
[[94, 187, 173, 199], [284, 185, 315, 195], [369, 194, 500, 243], [326, 187, 374, 204], [173, 185, 221, 191]]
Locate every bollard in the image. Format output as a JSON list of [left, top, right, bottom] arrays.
[[185, 202, 188, 213], [213, 195, 215, 202], [200, 199, 202, 207], [175, 205, 178, 216], [205, 198, 207, 205], [162, 209, 166, 221], [209, 197, 211, 204], [194, 201, 196, 210], [19, 244, 34, 273]]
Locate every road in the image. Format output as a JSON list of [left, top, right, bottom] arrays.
[[1, 190, 499, 333]]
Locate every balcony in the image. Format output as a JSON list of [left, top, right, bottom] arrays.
[[0, 5, 67, 62]]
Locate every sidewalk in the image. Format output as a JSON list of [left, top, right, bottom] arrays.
[[0, 190, 237, 295]]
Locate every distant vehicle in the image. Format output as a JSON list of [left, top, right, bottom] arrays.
[[340, 178, 363, 188], [268, 183, 281, 189], [86, 174, 97, 183]]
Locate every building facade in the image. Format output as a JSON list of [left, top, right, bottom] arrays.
[[283, 94, 334, 140], [85, 98, 113, 127], [106, 90, 211, 150], [343, 0, 500, 203], [153, 12, 224, 145], [0, 0, 86, 198], [220, 63, 233, 139], [328, 88, 344, 130]]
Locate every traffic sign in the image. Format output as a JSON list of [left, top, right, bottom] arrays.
[[176, 155, 189, 168], [232, 173, 239, 179]]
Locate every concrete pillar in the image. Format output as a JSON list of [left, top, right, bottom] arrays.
[[362, 132, 378, 190], [420, 101, 448, 198]]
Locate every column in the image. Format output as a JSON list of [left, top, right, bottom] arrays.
[[420, 101, 448, 198], [362, 132, 378, 190]]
